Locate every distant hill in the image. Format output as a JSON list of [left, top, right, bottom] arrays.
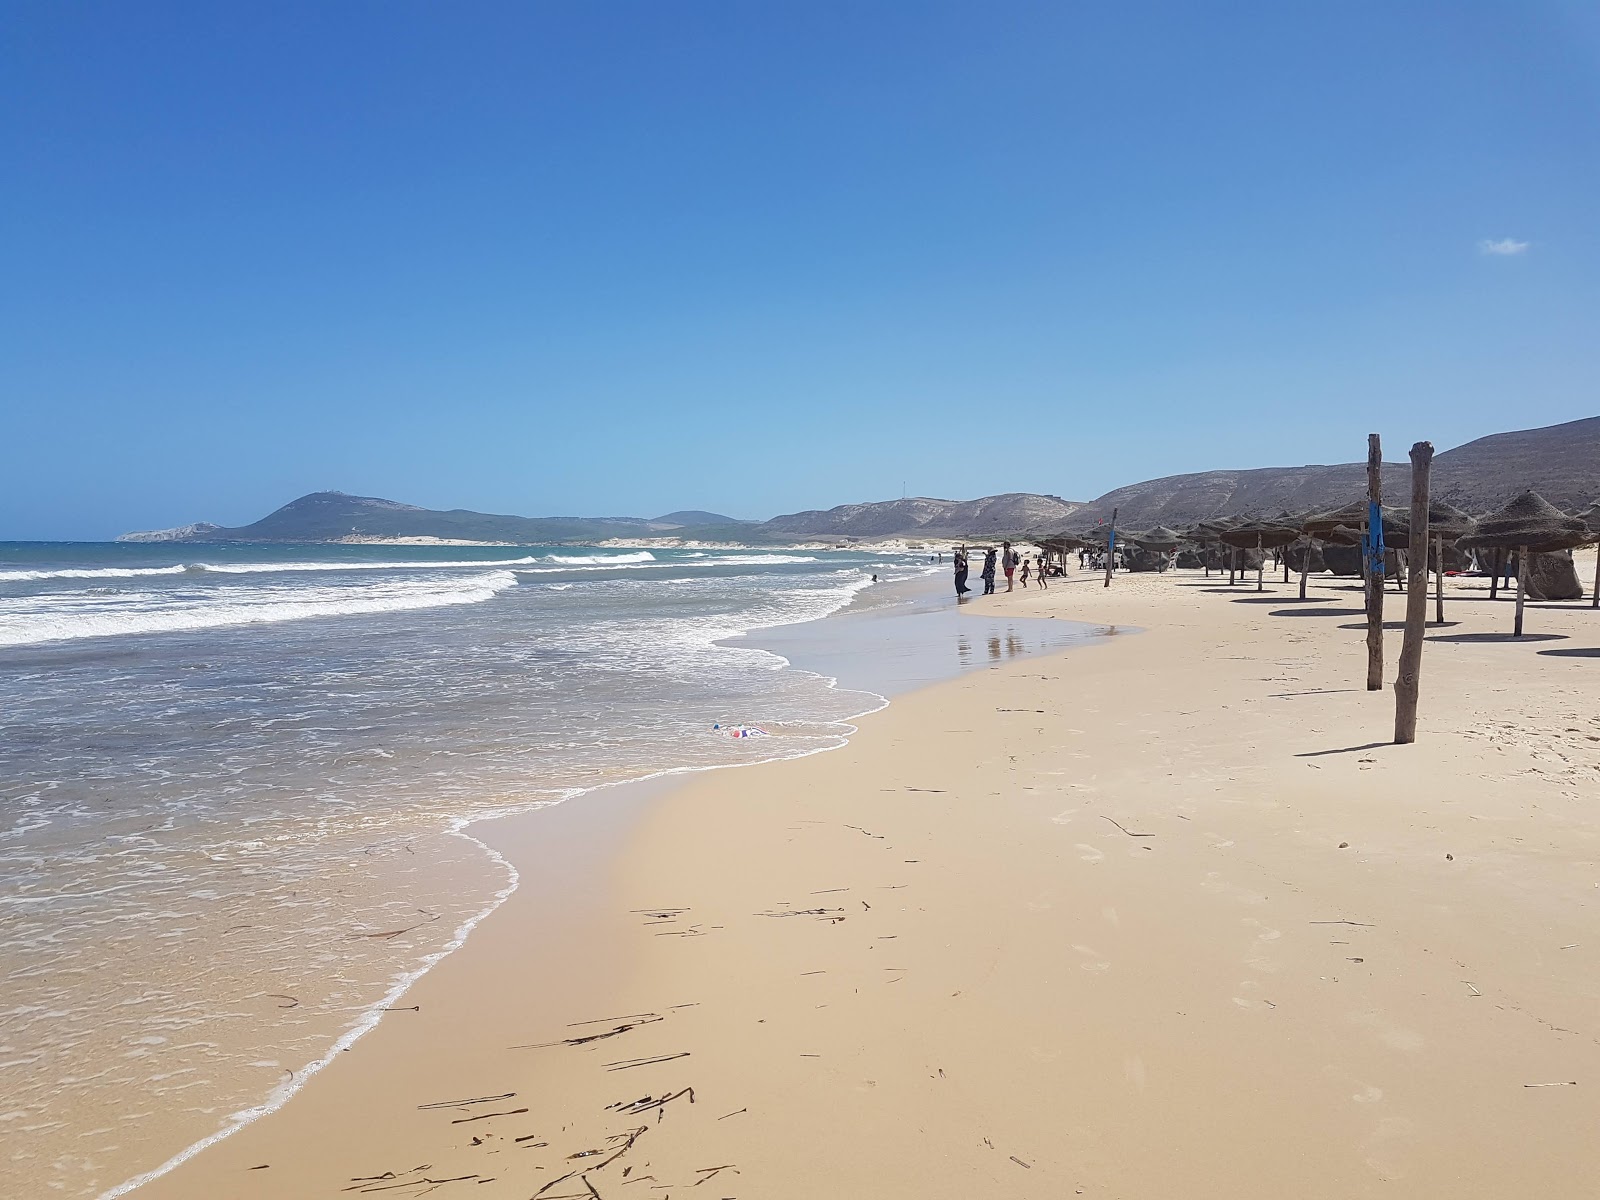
[[760, 493, 1084, 540], [1063, 416, 1600, 532], [116, 417, 1599, 546], [652, 510, 748, 527], [120, 492, 720, 545]]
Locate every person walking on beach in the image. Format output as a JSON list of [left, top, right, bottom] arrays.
[[1019, 557, 1031, 588], [1002, 541, 1018, 592], [1035, 552, 1048, 589], [981, 548, 997, 595], [954, 549, 970, 597]]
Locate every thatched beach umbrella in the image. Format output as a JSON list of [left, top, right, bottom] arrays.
[[1218, 519, 1300, 591], [1133, 525, 1184, 549], [1183, 517, 1239, 578], [1392, 501, 1476, 623], [1301, 501, 1399, 597], [1035, 534, 1088, 575], [1457, 490, 1591, 636], [1127, 525, 1185, 574]]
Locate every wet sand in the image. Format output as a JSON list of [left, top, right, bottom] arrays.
[[127, 555, 1600, 1198]]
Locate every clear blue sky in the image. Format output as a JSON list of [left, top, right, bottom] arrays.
[[4, 1, 1598, 539]]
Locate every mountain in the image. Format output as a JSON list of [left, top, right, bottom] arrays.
[[114, 416, 1599, 546], [652, 510, 748, 527], [760, 493, 1084, 540], [144, 492, 709, 544], [1063, 416, 1600, 532]]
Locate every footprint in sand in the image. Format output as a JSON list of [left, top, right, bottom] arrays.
[[1051, 809, 1077, 825], [1241, 917, 1282, 973], [1201, 871, 1266, 905], [1360, 1115, 1415, 1177], [1070, 943, 1112, 972], [1075, 844, 1105, 864], [1102, 906, 1120, 927], [1232, 979, 1275, 1011], [1350, 1011, 1425, 1053]]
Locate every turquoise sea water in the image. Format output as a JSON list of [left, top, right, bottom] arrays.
[[0, 540, 1111, 1198], [0, 541, 928, 1197]]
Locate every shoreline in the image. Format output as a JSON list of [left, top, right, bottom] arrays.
[[93, 572, 1091, 1199], [119, 558, 1600, 1196]]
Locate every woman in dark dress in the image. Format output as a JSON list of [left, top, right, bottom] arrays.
[[954, 549, 970, 596], [981, 548, 998, 595]]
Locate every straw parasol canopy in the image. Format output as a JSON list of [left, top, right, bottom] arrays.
[[1457, 490, 1591, 554], [1183, 517, 1241, 543], [1036, 533, 1089, 552], [1386, 501, 1477, 550], [1217, 519, 1301, 550], [1132, 525, 1185, 550], [1302, 501, 1406, 540], [1576, 502, 1600, 539]]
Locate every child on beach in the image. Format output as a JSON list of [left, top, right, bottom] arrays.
[[1020, 558, 1031, 587], [1035, 553, 1048, 588]]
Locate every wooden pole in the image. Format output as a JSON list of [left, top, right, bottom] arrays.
[[1365, 433, 1384, 691], [1102, 508, 1117, 589], [1298, 538, 1310, 599], [1434, 533, 1445, 624], [1490, 548, 1502, 600], [1256, 535, 1265, 592], [1514, 545, 1527, 637], [1229, 547, 1237, 586], [1394, 441, 1433, 744], [1592, 541, 1599, 609]]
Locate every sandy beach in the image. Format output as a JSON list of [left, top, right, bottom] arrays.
[[124, 554, 1600, 1199]]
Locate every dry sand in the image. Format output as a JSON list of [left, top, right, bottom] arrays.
[[128, 554, 1600, 1199]]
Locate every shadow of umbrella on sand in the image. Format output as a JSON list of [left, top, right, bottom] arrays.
[[1457, 490, 1591, 637]]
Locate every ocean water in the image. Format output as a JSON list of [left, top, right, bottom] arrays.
[[0, 541, 933, 1197]]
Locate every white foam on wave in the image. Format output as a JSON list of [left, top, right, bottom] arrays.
[[0, 557, 541, 582], [539, 551, 657, 565], [0, 571, 519, 647], [511, 552, 821, 576], [89, 567, 894, 1200]]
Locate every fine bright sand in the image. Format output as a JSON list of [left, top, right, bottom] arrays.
[[130, 554, 1600, 1199]]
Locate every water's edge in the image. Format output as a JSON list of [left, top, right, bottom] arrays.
[[99, 579, 1113, 1197]]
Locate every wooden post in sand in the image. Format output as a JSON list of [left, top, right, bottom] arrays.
[[1229, 547, 1238, 586], [1394, 441, 1432, 744], [1256, 535, 1265, 592], [1365, 433, 1384, 691], [1434, 533, 1445, 624], [1298, 538, 1311, 599], [1514, 544, 1528, 637], [1592, 544, 1599, 609], [1103, 508, 1117, 589], [1490, 548, 1502, 600]]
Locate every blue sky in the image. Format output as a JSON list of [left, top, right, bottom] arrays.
[[4, 1, 1598, 539]]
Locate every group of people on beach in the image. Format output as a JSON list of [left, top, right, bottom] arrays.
[[953, 541, 1048, 598]]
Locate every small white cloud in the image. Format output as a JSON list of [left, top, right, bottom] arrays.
[[1478, 238, 1530, 256]]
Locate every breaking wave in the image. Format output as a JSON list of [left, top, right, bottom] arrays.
[[0, 571, 519, 647]]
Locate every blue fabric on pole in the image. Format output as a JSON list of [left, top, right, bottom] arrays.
[[1364, 500, 1386, 576]]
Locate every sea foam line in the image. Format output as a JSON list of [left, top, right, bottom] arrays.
[[0, 571, 519, 647], [93, 572, 896, 1200]]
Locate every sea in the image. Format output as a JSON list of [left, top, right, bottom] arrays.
[[0, 540, 1098, 1197]]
